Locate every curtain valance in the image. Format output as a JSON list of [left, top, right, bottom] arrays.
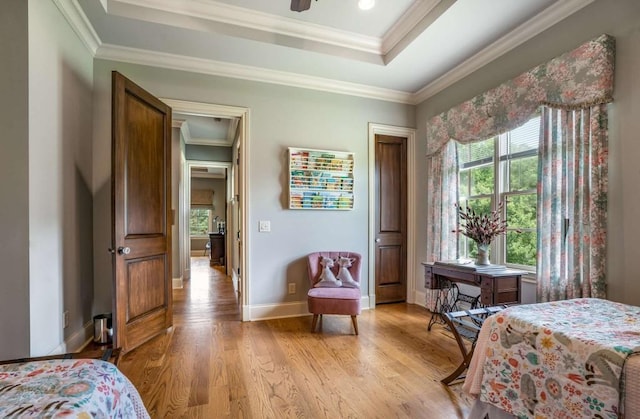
[[426, 34, 615, 156]]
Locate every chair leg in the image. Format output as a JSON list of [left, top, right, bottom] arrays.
[[351, 315, 359, 335], [311, 314, 318, 332]]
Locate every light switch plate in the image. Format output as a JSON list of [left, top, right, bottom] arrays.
[[259, 220, 271, 232]]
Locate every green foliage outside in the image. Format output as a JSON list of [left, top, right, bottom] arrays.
[[190, 209, 210, 236], [457, 136, 538, 268]]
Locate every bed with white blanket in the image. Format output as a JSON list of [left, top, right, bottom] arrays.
[[0, 358, 149, 418], [464, 298, 640, 419]]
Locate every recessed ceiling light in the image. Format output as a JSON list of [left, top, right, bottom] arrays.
[[358, 0, 375, 11]]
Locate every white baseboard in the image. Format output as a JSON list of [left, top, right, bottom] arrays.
[[65, 320, 94, 353], [242, 304, 251, 321], [48, 342, 67, 355], [413, 290, 427, 308], [231, 271, 239, 293], [172, 276, 184, 289], [249, 301, 309, 321], [248, 296, 370, 321]]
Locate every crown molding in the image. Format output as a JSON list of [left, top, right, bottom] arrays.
[[53, 0, 593, 105], [52, 0, 102, 55], [107, 0, 381, 54], [227, 119, 239, 145], [381, 0, 441, 55], [178, 120, 191, 144], [173, 117, 233, 146], [162, 99, 249, 120], [188, 138, 233, 147], [96, 44, 414, 104], [413, 0, 595, 104]]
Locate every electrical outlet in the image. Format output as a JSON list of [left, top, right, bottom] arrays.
[[259, 220, 271, 232], [288, 283, 296, 294], [63, 311, 69, 329]]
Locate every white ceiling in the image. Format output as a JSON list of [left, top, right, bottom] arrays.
[[59, 0, 594, 104], [174, 112, 238, 146], [191, 166, 226, 179]]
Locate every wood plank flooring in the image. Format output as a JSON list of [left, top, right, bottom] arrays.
[[118, 257, 474, 418]]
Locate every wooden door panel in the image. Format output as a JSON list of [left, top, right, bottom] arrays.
[[125, 95, 165, 235], [375, 135, 407, 304], [377, 245, 401, 285], [112, 71, 172, 352], [127, 256, 167, 320], [123, 309, 170, 352], [379, 144, 402, 233]]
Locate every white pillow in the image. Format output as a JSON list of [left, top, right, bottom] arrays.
[[336, 256, 359, 288], [315, 256, 342, 287]]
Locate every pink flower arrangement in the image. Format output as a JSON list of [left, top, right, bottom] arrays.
[[453, 202, 509, 245]]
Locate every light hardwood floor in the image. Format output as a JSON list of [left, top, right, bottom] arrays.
[[118, 257, 473, 418]]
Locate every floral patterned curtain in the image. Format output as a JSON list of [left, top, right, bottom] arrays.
[[426, 34, 615, 156], [537, 105, 608, 301], [425, 143, 458, 310], [425, 34, 614, 304]]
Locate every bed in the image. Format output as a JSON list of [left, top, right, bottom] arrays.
[[0, 357, 149, 418], [463, 298, 640, 419]]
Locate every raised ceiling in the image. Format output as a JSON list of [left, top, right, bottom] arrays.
[[174, 112, 238, 146], [58, 0, 594, 104]]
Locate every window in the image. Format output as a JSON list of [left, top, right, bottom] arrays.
[[189, 209, 212, 236], [456, 115, 540, 269]]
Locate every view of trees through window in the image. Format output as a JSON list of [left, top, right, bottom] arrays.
[[457, 116, 539, 268], [189, 209, 211, 236]]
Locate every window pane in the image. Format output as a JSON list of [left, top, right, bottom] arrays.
[[459, 170, 469, 199], [470, 166, 494, 195], [465, 238, 477, 259], [509, 156, 538, 191], [190, 209, 210, 235], [459, 137, 495, 165], [508, 116, 540, 154], [457, 198, 492, 259], [467, 197, 492, 216], [506, 194, 536, 228], [506, 230, 537, 266]]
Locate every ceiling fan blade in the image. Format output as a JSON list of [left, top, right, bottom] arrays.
[[290, 0, 312, 12]]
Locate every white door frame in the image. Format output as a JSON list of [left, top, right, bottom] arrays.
[[162, 98, 251, 321], [367, 123, 416, 307]]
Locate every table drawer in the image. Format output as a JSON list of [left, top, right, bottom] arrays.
[[480, 277, 493, 290], [424, 266, 439, 289]]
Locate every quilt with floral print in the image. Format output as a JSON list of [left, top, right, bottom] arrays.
[[0, 358, 149, 418], [479, 298, 640, 418]]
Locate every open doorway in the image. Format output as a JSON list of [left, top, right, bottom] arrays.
[[185, 162, 231, 275], [163, 98, 249, 321]]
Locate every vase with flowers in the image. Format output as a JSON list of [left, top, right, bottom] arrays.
[[453, 202, 509, 266]]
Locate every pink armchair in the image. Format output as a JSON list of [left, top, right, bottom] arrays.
[[307, 251, 362, 335]]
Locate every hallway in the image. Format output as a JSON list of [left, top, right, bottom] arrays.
[[173, 257, 240, 325]]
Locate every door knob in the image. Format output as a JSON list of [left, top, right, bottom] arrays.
[[375, 238, 381, 243], [117, 246, 131, 255]]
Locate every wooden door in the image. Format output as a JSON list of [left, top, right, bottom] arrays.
[[112, 71, 172, 352], [374, 135, 407, 304]]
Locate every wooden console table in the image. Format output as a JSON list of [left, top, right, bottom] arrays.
[[208, 233, 225, 266], [422, 262, 525, 330]]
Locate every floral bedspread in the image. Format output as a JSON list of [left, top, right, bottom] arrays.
[[0, 359, 150, 418], [479, 298, 640, 418]]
